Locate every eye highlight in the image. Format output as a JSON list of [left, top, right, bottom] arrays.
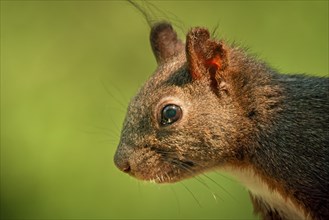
[[161, 104, 182, 126]]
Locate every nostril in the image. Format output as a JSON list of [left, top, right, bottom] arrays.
[[114, 147, 132, 174], [114, 156, 131, 173], [122, 163, 131, 173]]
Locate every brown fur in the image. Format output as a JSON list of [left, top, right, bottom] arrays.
[[250, 193, 284, 220], [114, 22, 329, 220]]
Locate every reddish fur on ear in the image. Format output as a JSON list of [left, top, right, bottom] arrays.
[[186, 28, 227, 81], [207, 55, 222, 69]]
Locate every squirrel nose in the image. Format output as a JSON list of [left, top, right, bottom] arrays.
[[114, 152, 131, 173], [119, 161, 131, 173]]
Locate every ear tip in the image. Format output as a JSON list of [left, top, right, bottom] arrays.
[[187, 27, 210, 42], [150, 21, 184, 64], [150, 21, 174, 37]]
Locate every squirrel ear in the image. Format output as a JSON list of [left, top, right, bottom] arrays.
[[150, 22, 184, 64], [186, 27, 227, 81]]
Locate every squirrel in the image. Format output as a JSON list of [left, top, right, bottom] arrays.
[[113, 21, 329, 220]]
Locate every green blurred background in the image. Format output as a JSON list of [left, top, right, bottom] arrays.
[[1, 1, 328, 219]]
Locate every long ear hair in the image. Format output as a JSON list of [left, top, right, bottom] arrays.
[[127, 0, 154, 27], [127, 1, 186, 40]]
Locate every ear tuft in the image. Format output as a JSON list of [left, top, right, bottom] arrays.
[[150, 22, 184, 64], [186, 27, 227, 80]]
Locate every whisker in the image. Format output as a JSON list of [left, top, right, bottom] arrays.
[[151, 147, 233, 204], [80, 131, 120, 143], [79, 129, 113, 136], [178, 159, 233, 202], [79, 124, 120, 136], [137, 181, 142, 196], [77, 126, 119, 146], [97, 139, 119, 144], [106, 106, 127, 113], [99, 77, 127, 111], [171, 159, 223, 203], [213, 170, 237, 183], [109, 81, 130, 104], [109, 116, 122, 133], [202, 173, 237, 202], [180, 182, 202, 208], [170, 186, 181, 214]]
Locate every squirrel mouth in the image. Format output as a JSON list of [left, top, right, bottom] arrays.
[[126, 146, 198, 184], [148, 159, 197, 184], [152, 159, 198, 184]]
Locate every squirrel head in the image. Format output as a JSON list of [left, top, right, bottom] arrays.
[[114, 22, 281, 183]]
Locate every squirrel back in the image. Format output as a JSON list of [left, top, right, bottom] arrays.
[[114, 22, 329, 219]]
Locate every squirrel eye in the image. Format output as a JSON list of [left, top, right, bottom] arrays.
[[161, 104, 182, 126]]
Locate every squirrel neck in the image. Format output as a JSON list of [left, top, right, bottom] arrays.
[[231, 73, 329, 220]]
